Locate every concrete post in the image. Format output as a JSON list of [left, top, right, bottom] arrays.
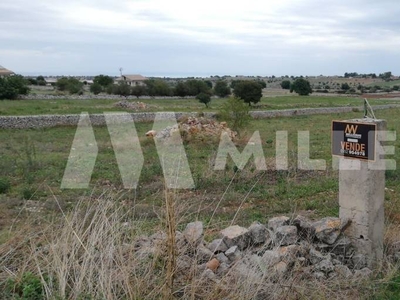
[[338, 118, 386, 267]]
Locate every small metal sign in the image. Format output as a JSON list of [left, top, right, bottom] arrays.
[[332, 120, 376, 161]]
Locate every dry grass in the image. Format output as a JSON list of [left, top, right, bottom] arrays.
[[0, 191, 399, 299]]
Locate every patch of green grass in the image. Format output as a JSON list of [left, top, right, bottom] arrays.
[[0, 95, 397, 116]]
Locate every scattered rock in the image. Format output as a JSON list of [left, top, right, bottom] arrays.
[[352, 254, 368, 270], [216, 253, 229, 264], [268, 216, 290, 232], [183, 221, 204, 246], [354, 267, 373, 279], [248, 221, 269, 245], [273, 261, 288, 276], [206, 258, 220, 272], [275, 226, 298, 246], [293, 215, 314, 238], [220, 225, 250, 250], [207, 239, 228, 253], [197, 244, 214, 263], [145, 130, 157, 137], [225, 246, 241, 262], [312, 217, 342, 245], [201, 269, 217, 281], [315, 259, 334, 274], [334, 265, 353, 279], [261, 250, 281, 267], [114, 100, 149, 110]]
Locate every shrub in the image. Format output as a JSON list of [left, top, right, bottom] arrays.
[[290, 78, 312, 96], [0, 75, 30, 100], [218, 97, 250, 134], [0, 177, 10, 193], [196, 92, 211, 108]]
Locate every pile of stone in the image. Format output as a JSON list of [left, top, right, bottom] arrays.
[[114, 100, 150, 111], [146, 116, 236, 141], [133, 215, 384, 285]]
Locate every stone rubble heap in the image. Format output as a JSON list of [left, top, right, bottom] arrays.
[[113, 100, 150, 111], [133, 215, 384, 284], [146, 116, 236, 141]]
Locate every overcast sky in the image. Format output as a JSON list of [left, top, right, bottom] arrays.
[[1, 0, 400, 77]]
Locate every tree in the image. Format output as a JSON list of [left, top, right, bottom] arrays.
[[233, 81, 262, 105], [0, 75, 30, 100], [218, 97, 251, 134], [341, 83, 350, 90], [185, 79, 210, 96], [280, 80, 291, 90], [90, 82, 103, 95], [145, 79, 172, 97], [114, 82, 131, 97], [196, 92, 211, 108], [256, 80, 266, 89], [94, 74, 114, 87], [213, 80, 231, 98], [56, 77, 84, 94], [131, 85, 147, 98], [36, 75, 46, 86], [174, 81, 188, 97], [290, 78, 312, 96]]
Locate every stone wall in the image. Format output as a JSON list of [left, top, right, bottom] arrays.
[[0, 105, 399, 129]]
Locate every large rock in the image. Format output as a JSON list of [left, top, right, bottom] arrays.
[[274, 226, 298, 246], [207, 239, 228, 253], [293, 215, 314, 238], [196, 244, 214, 263], [334, 265, 353, 279], [261, 250, 281, 267], [183, 221, 204, 246], [268, 216, 290, 232], [220, 225, 251, 250], [225, 246, 241, 262], [312, 217, 342, 245], [248, 221, 269, 245], [315, 259, 334, 274], [351, 254, 367, 270]]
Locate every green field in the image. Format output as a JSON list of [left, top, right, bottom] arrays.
[[0, 95, 398, 116], [1, 105, 400, 299]]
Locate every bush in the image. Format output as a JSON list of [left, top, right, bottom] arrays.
[[233, 81, 263, 105], [290, 78, 312, 96], [0, 75, 30, 100], [218, 97, 250, 133], [0, 177, 10, 193], [280, 80, 291, 90], [196, 92, 211, 108], [55, 77, 84, 94], [4, 272, 45, 299], [213, 80, 231, 98], [90, 82, 103, 95]]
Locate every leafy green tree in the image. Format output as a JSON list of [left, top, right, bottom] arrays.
[[56, 77, 84, 94], [280, 80, 291, 90], [185, 79, 210, 96], [218, 97, 251, 134], [90, 82, 103, 95], [36, 75, 46, 86], [213, 80, 231, 98], [94, 74, 114, 87], [145, 79, 172, 97], [174, 81, 188, 97], [131, 85, 147, 98], [0, 75, 30, 100], [204, 80, 213, 89], [256, 80, 267, 89], [114, 82, 131, 97], [341, 83, 350, 90], [196, 92, 211, 108], [233, 81, 262, 105], [290, 78, 312, 96]]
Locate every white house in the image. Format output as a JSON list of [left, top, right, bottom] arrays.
[[115, 74, 148, 86]]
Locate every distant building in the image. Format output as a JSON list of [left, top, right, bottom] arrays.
[[0, 65, 15, 77], [115, 74, 147, 86]]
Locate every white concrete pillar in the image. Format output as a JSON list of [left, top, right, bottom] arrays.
[[338, 118, 386, 267]]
